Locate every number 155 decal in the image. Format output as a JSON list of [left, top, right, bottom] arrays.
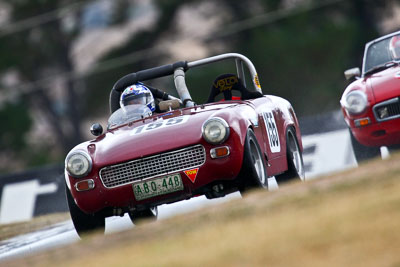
[[131, 115, 190, 135], [262, 111, 281, 153]]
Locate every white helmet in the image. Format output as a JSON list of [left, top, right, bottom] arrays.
[[120, 82, 155, 112]]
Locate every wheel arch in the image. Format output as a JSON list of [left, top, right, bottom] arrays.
[[282, 120, 303, 154]]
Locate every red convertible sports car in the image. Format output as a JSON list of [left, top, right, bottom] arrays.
[[341, 31, 400, 162], [65, 53, 304, 237]]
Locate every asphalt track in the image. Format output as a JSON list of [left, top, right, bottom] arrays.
[[0, 129, 374, 262]]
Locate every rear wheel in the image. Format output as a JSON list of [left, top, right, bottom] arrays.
[[239, 128, 268, 192], [276, 127, 305, 184], [65, 186, 105, 238], [129, 207, 158, 225], [349, 128, 380, 163]]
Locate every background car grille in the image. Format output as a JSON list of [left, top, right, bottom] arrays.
[[373, 97, 400, 121], [99, 145, 205, 188]]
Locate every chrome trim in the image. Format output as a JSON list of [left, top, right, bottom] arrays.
[[354, 117, 371, 127], [362, 30, 400, 75], [75, 179, 95, 192], [373, 97, 400, 122], [201, 117, 230, 145], [210, 146, 230, 159], [341, 90, 368, 115], [99, 145, 206, 188], [65, 151, 93, 178]]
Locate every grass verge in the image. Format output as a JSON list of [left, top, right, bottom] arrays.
[[5, 153, 400, 267]]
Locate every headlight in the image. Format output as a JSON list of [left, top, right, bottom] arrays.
[[65, 151, 92, 178], [342, 90, 368, 115], [202, 117, 230, 144]]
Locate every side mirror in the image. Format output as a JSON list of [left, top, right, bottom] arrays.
[[90, 123, 103, 136], [344, 67, 361, 80], [159, 99, 181, 111]]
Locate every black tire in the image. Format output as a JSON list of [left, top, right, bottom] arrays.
[[129, 207, 158, 225], [239, 128, 268, 192], [65, 186, 105, 238], [276, 127, 305, 184], [349, 128, 380, 163]]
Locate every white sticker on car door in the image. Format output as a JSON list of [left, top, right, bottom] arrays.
[[262, 111, 281, 153]]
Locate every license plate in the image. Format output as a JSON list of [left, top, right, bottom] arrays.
[[133, 174, 183, 201]]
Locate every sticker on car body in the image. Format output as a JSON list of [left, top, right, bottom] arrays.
[[130, 115, 190, 135], [262, 111, 281, 153], [184, 168, 199, 183]]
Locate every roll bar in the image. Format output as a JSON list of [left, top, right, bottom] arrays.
[[109, 53, 262, 113], [187, 53, 262, 93]]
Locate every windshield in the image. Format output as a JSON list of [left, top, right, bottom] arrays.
[[364, 33, 400, 74], [107, 104, 152, 129]]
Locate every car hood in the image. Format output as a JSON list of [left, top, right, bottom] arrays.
[[368, 65, 400, 103], [83, 102, 247, 167]]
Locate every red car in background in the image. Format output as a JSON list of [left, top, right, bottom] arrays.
[[341, 31, 400, 162], [65, 53, 305, 237]]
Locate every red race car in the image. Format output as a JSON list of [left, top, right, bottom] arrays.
[[341, 31, 400, 162], [65, 53, 304, 237]]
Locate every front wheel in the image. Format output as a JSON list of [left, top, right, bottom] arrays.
[[129, 207, 158, 225], [349, 128, 380, 163], [239, 128, 268, 192], [276, 127, 305, 184], [65, 186, 105, 238]]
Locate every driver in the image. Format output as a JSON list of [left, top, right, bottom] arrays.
[[120, 82, 156, 114], [389, 35, 400, 59]]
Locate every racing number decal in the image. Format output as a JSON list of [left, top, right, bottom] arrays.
[[131, 115, 190, 135], [262, 111, 281, 153]]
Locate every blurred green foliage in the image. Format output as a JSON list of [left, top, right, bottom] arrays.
[[0, 101, 32, 151], [241, 12, 359, 115], [86, 0, 384, 116]]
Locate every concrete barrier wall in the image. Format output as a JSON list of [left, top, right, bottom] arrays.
[[0, 165, 66, 224]]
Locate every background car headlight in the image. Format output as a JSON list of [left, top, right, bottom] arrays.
[[66, 151, 92, 178], [202, 117, 230, 144], [342, 90, 368, 114]]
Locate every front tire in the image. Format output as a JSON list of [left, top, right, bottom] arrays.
[[276, 127, 305, 184], [349, 128, 380, 163], [239, 128, 268, 192], [65, 186, 105, 238], [129, 207, 158, 225]]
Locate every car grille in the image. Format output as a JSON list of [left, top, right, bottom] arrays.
[[373, 97, 400, 122], [99, 145, 205, 188]]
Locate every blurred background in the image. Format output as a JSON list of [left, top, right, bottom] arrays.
[[0, 0, 398, 174]]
